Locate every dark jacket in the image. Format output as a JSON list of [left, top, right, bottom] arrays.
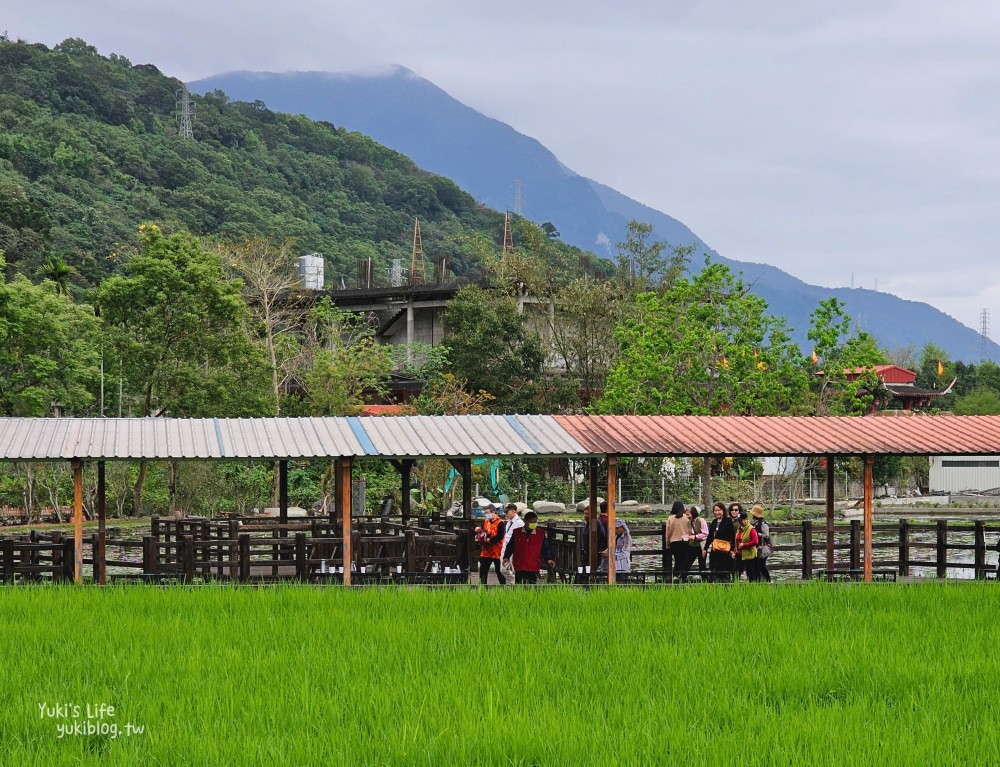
[[581, 518, 608, 559], [706, 516, 736, 549]]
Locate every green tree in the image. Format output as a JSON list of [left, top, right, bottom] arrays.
[[37, 255, 75, 297], [0, 253, 100, 416], [616, 220, 665, 291], [614, 220, 690, 292], [598, 259, 808, 510], [548, 276, 627, 404], [953, 389, 1000, 415], [295, 299, 391, 416], [98, 225, 269, 513], [442, 286, 544, 412], [807, 298, 886, 415]]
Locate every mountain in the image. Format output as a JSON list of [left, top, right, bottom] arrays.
[[0, 41, 551, 291], [191, 67, 1000, 362]]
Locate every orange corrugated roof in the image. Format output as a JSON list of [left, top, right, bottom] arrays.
[[554, 414, 1000, 457], [359, 405, 407, 416]]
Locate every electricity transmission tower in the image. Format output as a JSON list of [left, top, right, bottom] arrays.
[[176, 84, 195, 140], [513, 179, 524, 215], [981, 309, 990, 361], [409, 219, 426, 286]]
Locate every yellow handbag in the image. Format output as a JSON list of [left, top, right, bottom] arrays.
[[711, 538, 731, 553]]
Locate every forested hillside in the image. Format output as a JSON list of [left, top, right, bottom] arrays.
[[0, 37, 574, 290]]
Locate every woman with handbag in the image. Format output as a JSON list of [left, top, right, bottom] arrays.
[[750, 505, 772, 582], [706, 502, 736, 582], [733, 511, 760, 582]]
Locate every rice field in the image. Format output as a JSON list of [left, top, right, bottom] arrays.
[[2, 582, 998, 766]]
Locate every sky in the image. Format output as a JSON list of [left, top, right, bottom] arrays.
[[6, 1, 1000, 336]]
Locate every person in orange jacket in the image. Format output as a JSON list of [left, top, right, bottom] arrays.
[[475, 504, 507, 585]]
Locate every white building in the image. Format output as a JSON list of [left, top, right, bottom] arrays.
[[929, 455, 1000, 494]]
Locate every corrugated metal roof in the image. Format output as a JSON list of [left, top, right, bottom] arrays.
[[360, 415, 541, 458], [554, 414, 1000, 456], [0, 418, 365, 460], [2, 414, 999, 461]]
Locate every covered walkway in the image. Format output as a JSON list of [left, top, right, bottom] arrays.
[[2, 414, 998, 584]]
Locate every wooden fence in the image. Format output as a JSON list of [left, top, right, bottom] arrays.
[[3, 516, 998, 584], [546, 519, 1000, 581]]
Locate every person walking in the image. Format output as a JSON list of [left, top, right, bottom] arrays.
[[475, 504, 507, 585], [581, 501, 609, 572], [687, 505, 709, 578], [613, 518, 633, 574], [502, 511, 555, 584], [666, 501, 689, 581], [500, 503, 524, 582], [750, 505, 772, 583], [705, 502, 736, 582], [733, 511, 760, 582]]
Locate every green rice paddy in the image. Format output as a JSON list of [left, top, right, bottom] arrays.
[[1, 583, 998, 766]]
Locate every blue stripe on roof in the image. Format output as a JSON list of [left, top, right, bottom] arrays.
[[504, 415, 541, 453], [213, 417, 226, 458], [346, 417, 379, 456]]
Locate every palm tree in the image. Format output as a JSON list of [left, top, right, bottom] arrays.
[[39, 256, 74, 297]]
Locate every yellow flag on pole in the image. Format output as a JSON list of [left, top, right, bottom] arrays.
[[937, 360, 944, 376]]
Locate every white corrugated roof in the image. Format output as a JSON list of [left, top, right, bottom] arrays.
[[0, 416, 591, 460]]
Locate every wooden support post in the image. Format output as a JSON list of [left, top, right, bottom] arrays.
[[863, 454, 873, 584], [849, 520, 861, 571], [405, 529, 417, 573], [71, 458, 83, 584], [201, 520, 211, 579], [340, 457, 354, 586], [333, 459, 343, 527], [51, 531, 63, 582], [401, 459, 414, 524], [151, 514, 160, 540], [61, 539, 75, 582], [279, 460, 289, 527], [238, 534, 250, 583], [607, 455, 617, 585], [351, 529, 361, 574], [974, 520, 987, 579], [825, 455, 835, 573], [180, 534, 195, 584], [271, 527, 279, 577], [142, 536, 156, 575], [458, 458, 470, 521], [588, 457, 598, 574], [801, 520, 813, 580], [228, 520, 239, 580], [96, 460, 106, 585], [899, 519, 910, 577], [2, 538, 14, 584], [936, 520, 948, 579], [295, 532, 307, 581]]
